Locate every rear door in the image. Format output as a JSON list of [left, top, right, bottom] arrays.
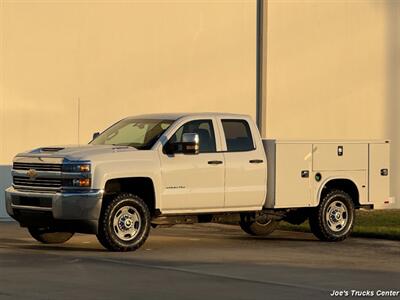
[[219, 118, 266, 209]]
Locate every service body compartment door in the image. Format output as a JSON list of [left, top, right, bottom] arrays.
[[274, 143, 313, 208], [369, 143, 390, 207], [313, 143, 368, 171]]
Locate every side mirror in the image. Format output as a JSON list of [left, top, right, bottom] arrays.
[[181, 133, 199, 155], [92, 132, 100, 140]]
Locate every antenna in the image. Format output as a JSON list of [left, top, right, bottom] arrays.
[[77, 98, 80, 145]]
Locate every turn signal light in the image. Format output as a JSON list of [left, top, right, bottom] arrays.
[[73, 178, 91, 187]]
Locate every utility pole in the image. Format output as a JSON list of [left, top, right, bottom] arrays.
[[256, 0, 267, 137]]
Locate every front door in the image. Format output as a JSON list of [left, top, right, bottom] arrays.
[[159, 119, 225, 212]]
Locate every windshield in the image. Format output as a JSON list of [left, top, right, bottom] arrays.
[[90, 118, 174, 150]]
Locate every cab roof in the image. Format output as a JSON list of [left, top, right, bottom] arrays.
[[131, 112, 251, 120]]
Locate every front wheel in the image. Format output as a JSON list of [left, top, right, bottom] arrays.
[[28, 228, 74, 244], [97, 193, 151, 252], [309, 190, 355, 242]]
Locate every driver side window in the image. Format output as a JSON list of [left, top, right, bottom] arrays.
[[169, 120, 216, 153]]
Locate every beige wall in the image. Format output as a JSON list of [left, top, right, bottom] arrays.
[[1, 0, 399, 218], [265, 0, 400, 208], [0, 0, 257, 217], [0, 0, 257, 163]]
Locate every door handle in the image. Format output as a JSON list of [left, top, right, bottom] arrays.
[[208, 160, 223, 165], [249, 159, 264, 164]]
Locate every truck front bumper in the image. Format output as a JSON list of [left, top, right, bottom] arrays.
[[5, 187, 103, 234]]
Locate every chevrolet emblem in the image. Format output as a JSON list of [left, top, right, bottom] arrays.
[[27, 169, 38, 179]]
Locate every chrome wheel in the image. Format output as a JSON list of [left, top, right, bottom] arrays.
[[97, 193, 151, 252], [310, 189, 355, 242], [325, 200, 348, 232], [113, 206, 141, 241]]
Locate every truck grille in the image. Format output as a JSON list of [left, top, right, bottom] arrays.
[[13, 162, 62, 172], [13, 176, 62, 189], [12, 157, 89, 192]]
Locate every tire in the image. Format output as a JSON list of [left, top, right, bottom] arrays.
[[309, 189, 355, 242], [239, 213, 278, 236], [96, 193, 151, 252], [28, 228, 74, 244]]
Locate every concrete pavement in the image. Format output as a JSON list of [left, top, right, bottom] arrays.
[[0, 221, 399, 300]]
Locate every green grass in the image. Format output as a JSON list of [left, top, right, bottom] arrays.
[[278, 209, 400, 241]]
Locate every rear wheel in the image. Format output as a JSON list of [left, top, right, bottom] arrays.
[[28, 228, 74, 244], [97, 193, 151, 252], [309, 189, 355, 241], [239, 213, 278, 236]]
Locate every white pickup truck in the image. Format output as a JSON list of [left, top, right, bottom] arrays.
[[5, 113, 394, 251]]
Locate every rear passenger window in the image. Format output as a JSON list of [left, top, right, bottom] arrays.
[[222, 120, 254, 152]]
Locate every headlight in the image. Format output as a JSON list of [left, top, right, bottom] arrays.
[[61, 161, 92, 189], [62, 163, 91, 173]]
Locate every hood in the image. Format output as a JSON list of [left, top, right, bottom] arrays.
[[17, 144, 138, 161]]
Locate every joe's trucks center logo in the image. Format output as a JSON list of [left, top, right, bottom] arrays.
[[330, 290, 400, 297]]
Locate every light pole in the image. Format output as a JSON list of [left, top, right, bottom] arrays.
[[256, 0, 267, 138]]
